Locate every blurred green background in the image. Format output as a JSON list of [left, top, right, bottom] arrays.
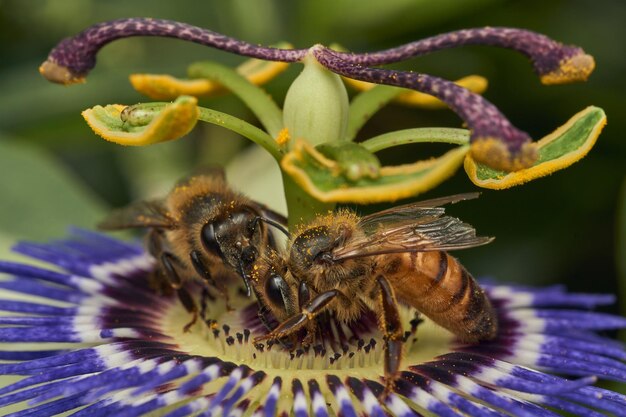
[[0, 0, 624, 319]]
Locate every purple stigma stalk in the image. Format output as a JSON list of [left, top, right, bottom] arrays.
[[40, 18, 308, 85], [330, 27, 594, 85], [315, 46, 537, 170], [41, 19, 593, 87]]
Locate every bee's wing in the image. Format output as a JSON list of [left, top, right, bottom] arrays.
[[333, 194, 492, 260], [358, 193, 479, 230], [98, 200, 176, 230]]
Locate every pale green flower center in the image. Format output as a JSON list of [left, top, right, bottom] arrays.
[[164, 288, 453, 383]]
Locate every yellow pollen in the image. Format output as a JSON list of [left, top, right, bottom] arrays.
[[540, 53, 596, 85], [276, 127, 291, 146]]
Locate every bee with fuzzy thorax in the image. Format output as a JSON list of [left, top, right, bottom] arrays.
[[99, 167, 287, 330], [250, 194, 497, 395]]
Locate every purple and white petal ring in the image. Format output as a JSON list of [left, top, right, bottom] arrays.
[[0, 230, 624, 416], [41, 19, 595, 171]]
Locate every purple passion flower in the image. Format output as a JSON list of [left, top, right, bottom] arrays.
[[0, 230, 624, 416]]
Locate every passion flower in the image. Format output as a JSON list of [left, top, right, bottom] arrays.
[[41, 19, 603, 201], [0, 230, 624, 416]]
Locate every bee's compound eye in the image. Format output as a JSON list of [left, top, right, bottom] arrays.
[[201, 223, 224, 259], [265, 274, 287, 308]]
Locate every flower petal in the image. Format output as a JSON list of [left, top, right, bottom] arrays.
[[1, 231, 624, 417], [464, 106, 606, 189], [281, 139, 468, 203], [82, 96, 199, 146]]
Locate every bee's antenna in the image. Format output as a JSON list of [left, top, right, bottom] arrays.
[[253, 217, 290, 238]]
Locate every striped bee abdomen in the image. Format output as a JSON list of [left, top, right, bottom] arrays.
[[386, 251, 497, 342]]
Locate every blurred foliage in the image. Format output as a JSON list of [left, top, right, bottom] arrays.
[[0, 135, 106, 235], [0, 0, 625, 319]]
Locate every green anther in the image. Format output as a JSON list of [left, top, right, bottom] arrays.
[[316, 142, 381, 181], [120, 103, 166, 127]]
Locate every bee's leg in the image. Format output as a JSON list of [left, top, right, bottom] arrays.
[[297, 282, 316, 347], [254, 289, 342, 343], [199, 286, 215, 322], [376, 276, 403, 400], [160, 253, 184, 289], [146, 230, 170, 294], [178, 287, 199, 333], [298, 281, 311, 306], [146, 229, 164, 258], [190, 250, 234, 311], [161, 252, 198, 332], [257, 302, 275, 332], [256, 301, 296, 350]]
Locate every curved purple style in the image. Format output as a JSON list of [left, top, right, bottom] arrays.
[[329, 27, 593, 82], [41, 18, 594, 171], [40, 18, 308, 84], [315, 46, 536, 168]]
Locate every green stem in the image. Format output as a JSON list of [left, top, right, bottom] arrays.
[[187, 61, 284, 137], [281, 171, 335, 231], [361, 127, 470, 153], [345, 85, 402, 141], [196, 107, 282, 160]]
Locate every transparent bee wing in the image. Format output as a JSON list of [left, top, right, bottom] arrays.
[[333, 194, 491, 260], [98, 200, 175, 230], [358, 192, 479, 232]]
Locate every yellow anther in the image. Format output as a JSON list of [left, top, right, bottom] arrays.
[[282, 139, 468, 203], [465, 106, 606, 189], [81, 96, 199, 146], [276, 127, 291, 146]]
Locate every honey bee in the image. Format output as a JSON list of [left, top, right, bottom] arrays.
[[251, 193, 496, 395], [99, 167, 287, 330]]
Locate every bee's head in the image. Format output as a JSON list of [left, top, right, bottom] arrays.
[[249, 251, 298, 322], [288, 222, 352, 275], [200, 206, 290, 298], [200, 209, 262, 270]]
